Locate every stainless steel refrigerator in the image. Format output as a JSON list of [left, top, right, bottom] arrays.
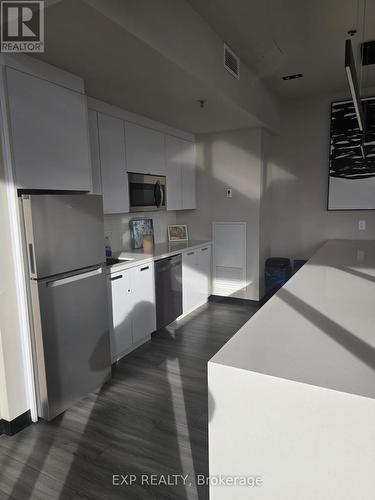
[[21, 194, 111, 421]]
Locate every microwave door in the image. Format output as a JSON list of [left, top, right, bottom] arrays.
[[128, 174, 166, 212]]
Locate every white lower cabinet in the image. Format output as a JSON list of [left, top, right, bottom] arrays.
[[109, 245, 210, 360], [182, 245, 212, 315], [197, 245, 211, 303], [108, 270, 133, 359], [131, 263, 156, 344], [108, 262, 156, 361]]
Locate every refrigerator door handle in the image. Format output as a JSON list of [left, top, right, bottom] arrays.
[[28, 243, 36, 274], [47, 267, 102, 288]]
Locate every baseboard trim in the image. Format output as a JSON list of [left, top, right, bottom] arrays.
[[209, 295, 260, 307], [0, 410, 32, 436]]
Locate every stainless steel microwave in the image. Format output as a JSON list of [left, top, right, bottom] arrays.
[[128, 173, 166, 212]]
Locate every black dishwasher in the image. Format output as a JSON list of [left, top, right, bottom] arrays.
[[155, 254, 182, 330]]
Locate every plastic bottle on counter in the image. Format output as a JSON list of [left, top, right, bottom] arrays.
[[105, 235, 112, 257]]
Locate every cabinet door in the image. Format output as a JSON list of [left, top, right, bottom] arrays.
[[125, 122, 165, 175], [88, 110, 102, 195], [6, 67, 92, 191], [197, 245, 211, 305], [109, 271, 133, 360], [182, 250, 200, 314], [165, 135, 182, 210], [98, 113, 129, 214], [181, 141, 196, 210], [131, 263, 156, 343]]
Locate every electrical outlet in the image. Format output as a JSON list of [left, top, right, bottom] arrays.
[[358, 220, 366, 231], [225, 188, 233, 198]]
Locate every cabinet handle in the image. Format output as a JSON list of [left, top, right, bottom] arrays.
[[140, 266, 149, 271], [201, 247, 209, 251], [110, 275, 123, 281], [187, 251, 195, 256]]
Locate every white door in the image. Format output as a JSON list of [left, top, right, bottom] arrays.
[[6, 67, 92, 191], [165, 135, 182, 210], [182, 250, 199, 314], [197, 245, 212, 305], [181, 141, 196, 210], [131, 263, 156, 344], [125, 122, 165, 175], [98, 113, 129, 214], [109, 271, 133, 360]]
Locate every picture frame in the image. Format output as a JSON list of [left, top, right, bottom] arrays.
[[167, 224, 189, 242], [327, 96, 375, 210]]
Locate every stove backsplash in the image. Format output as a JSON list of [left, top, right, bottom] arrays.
[[104, 211, 177, 252]]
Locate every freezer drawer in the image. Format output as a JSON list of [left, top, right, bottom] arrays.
[[30, 267, 111, 420], [22, 194, 105, 279]]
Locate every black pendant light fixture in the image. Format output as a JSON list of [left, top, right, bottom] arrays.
[[345, 0, 368, 160], [345, 38, 364, 132]]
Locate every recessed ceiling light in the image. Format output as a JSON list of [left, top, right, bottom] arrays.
[[282, 73, 303, 80]]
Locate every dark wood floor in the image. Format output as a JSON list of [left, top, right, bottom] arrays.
[[0, 301, 259, 500]]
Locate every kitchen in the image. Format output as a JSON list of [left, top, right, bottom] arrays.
[[1, 1, 375, 499]]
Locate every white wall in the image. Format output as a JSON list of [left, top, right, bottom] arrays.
[[0, 143, 29, 422], [177, 128, 267, 300], [104, 211, 177, 252], [270, 90, 375, 261], [259, 130, 273, 297]]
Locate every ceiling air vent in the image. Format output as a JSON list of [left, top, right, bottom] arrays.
[[224, 43, 240, 80]]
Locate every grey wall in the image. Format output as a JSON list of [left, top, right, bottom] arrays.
[[259, 130, 273, 297], [270, 91, 375, 261], [177, 128, 266, 300]]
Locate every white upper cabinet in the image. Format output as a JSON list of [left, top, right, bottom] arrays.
[[125, 122, 165, 175], [6, 67, 92, 191], [181, 141, 196, 210], [87, 110, 102, 195], [165, 135, 196, 211], [97, 113, 129, 214], [165, 135, 183, 210]]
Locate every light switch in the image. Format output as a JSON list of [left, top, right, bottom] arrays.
[[225, 188, 232, 198], [358, 220, 366, 231]]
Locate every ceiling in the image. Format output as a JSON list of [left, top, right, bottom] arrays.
[[34, 0, 261, 134], [34, 0, 375, 134], [188, 0, 375, 98]]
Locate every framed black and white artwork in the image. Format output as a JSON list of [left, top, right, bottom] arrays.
[[328, 97, 375, 210]]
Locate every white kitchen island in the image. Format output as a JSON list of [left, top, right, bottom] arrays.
[[208, 240, 375, 500]]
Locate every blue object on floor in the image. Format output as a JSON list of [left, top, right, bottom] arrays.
[[265, 257, 292, 295]]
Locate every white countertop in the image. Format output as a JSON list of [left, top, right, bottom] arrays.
[[210, 239, 375, 400], [106, 239, 211, 274]]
